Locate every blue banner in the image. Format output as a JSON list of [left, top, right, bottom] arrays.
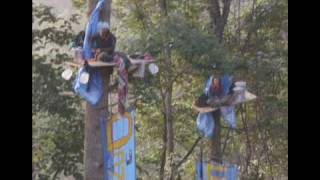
[[197, 161, 239, 180], [100, 111, 136, 180]]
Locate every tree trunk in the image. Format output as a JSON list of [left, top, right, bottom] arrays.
[[165, 86, 175, 180], [210, 110, 223, 163], [165, 86, 174, 153], [207, 0, 232, 165], [87, 0, 112, 23], [160, 82, 174, 180], [158, 0, 176, 178], [84, 68, 112, 180], [84, 1, 112, 179], [159, 119, 167, 180], [208, 0, 232, 42]]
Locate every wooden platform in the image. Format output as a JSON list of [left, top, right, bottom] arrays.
[[65, 58, 156, 68], [129, 58, 155, 65], [65, 60, 116, 67], [192, 90, 257, 113]]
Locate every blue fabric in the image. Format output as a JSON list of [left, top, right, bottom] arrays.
[[226, 164, 239, 180], [197, 161, 239, 180], [100, 118, 114, 180], [204, 76, 213, 97], [83, 0, 105, 60], [196, 112, 215, 138], [220, 74, 233, 96], [196, 161, 203, 180], [221, 106, 237, 128], [211, 170, 225, 177], [100, 112, 136, 180], [73, 67, 104, 106], [220, 74, 237, 128], [130, 110, 137, 178]]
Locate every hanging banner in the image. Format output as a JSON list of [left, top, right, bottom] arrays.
[[100, 111, 136, 180], [197, 161, 239, 180]]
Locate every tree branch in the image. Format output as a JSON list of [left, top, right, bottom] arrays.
[[240, 104, 252, 176], [222, 0, 232, 28], [222, 128, 231, 155], [176, 136, 202, 169], [136, 163, 151, 178], [159, 105, 168, 180]]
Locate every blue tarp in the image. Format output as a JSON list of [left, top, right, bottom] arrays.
[[220, 75, 233, 96], [204, 76, 213, 97], [196, 112, 215, 138], [73, 67, 104, 106], [219, 74, 237, 128], [100, 111, 136, 180], [73, 0, 106, 106], [83, 0, 105, 60], [197, 161, 239, 180], [221, 106, 237, 128]]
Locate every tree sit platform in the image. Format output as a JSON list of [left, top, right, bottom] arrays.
[[192, 90, 257, 113], [65, 57, 156, 68], [65, 60, 116, 67]]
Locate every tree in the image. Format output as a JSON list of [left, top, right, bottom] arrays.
[[223, 0, 288, 178], [83, 0, 112, 180], [208, 0, 233, 43], [112, 0, 227, 178], [207, 0, 233, 165]]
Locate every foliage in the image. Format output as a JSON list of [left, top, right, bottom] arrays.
[[33, 3, 84, 180]]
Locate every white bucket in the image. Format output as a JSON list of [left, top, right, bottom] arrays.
[[233, 86, 246, 103], [61, 68, 73, 80], [80, 72, 90, 84], [235, 81, 246, 88], [148, 63, 159, 75]]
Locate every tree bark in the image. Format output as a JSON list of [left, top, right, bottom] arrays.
[[165, 86, 175, 180], [87, 0, 112, 23], [207, 0, 232, 166], [84, 68, 112, 180], [165, 86, 174, 153], [159, 0, 168, 16], [210, 110, 223, 163], [84, 1, 112, 179], [158, 0, 176, 178], [159, 120, 167, 180], [208, 0, 232, 42], [160, 83, 175, 180], [176, 136, 202, 169]]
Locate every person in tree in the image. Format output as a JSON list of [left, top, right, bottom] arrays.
[[90, 22, 117, 62], [69, 31, 86, 61], [75, 30, 85, 47], [70, 30, 85, 48]]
